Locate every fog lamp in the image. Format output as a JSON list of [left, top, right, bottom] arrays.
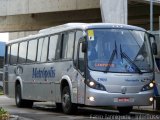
[[149, 97, 154, 102], [89, 96, 95, 101]]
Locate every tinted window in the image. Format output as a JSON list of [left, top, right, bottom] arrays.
[[18, 41, 27, 63], [55, 35, 62, 59], [87, 29, 153, 73], [48, 35, 58, 61], [10, 43, 18, 64], [62, 32, 75, 59], [41, 37, 49, 62], [37, 38, 43, 62], [27, 39, 37, 63]]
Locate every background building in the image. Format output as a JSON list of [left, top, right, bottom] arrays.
[[0, 0, 159, 40]]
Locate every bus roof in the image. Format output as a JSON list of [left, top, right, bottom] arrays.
[[39, 23, 145, 33], [7, 23, 146, 44]]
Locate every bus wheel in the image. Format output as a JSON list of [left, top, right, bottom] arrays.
[[55, 103, 62, 111], [117, 106, 133, 115], [15, 84, 24, 107], [62, 86, 77, 114], [15, 84, 33, 108]]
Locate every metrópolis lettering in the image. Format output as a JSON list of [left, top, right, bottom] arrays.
[[32, 67, 55, 78]]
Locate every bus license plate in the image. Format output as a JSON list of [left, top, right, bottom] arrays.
[[118, 98, 129, 102]]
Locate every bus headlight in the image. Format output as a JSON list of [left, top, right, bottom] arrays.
[[141, 81, 155, 91], [89, 81, 95, 86], [149, 83, 154, 88], [85, 79, 106, 91]]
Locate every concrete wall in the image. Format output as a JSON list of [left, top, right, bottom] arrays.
[[0, 0, 159, 40], [100, 0, 127, 24], [0, 0, 100, 16], [9, 31, 38, 40], [0, 0, 101, 33], [0, 9, 101, 32]]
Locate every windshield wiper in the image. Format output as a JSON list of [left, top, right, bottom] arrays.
[[120, 44, 142, 74], [105, 41, 118, 72]]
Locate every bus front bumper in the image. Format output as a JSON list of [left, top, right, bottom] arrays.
[[85, 86, 154, 106]]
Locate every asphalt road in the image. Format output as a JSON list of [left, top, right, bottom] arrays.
[[0, 95, 160, 120]]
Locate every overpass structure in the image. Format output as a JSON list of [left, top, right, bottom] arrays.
[[0, 0, 159, 39]]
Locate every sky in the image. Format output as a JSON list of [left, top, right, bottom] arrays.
[[0, 33, 9, 42]]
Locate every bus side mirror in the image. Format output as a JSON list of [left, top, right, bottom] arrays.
[[152, 42, 157, 55], [82, 41, 87, 53], [149, 34, 157, 55], [80, 36, 87, 53]]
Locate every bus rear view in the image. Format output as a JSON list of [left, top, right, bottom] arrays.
[[83, 25, 156, 114]]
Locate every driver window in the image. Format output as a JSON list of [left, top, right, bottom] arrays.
[[74, 31, 83, 66]]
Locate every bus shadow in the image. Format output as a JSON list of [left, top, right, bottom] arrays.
[[32, 104, 137, 119]]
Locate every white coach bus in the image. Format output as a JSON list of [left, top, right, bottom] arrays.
[[3, 23, 157, 114]]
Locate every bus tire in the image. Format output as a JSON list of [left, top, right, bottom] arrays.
[[25, 100, 33, 108], [15, 84, 33, 108], [62, 86, 77, 114], [117, 106, 133, 115], [55, 103, 62, 111]]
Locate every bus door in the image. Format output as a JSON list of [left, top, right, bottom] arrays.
[[77, 41, 86, 104], [3, 46, 10, 95]]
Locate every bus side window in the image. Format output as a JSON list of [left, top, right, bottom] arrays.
[[27, 39, 37, 63], [67, 32, 75, 59], [41, 37, 49, 62], [78, 42, 85, 74], [48, 35, 58, 61], [10, 43, 18, 65], [55, 35, 61, 60], [37, 38, 44, 62], [18, 41, 27, 64], [37, 37, 49, 62], [74, 31, 83, 67], [62, 32, 75, 59]]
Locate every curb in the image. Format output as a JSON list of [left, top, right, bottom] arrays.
[[9, 115, 33, 120], [9, 115, 19, 120], [91, 107, 160, 114], [133, 109, 160, 114]]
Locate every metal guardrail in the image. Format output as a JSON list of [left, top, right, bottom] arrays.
[[144, 0, 160, 3], [131, 0, 160, 4]]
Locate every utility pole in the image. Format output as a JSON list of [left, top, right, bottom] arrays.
[[150, 0, 153, 31]]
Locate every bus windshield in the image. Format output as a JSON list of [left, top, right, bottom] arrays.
[[87, 29, 153, 73]]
